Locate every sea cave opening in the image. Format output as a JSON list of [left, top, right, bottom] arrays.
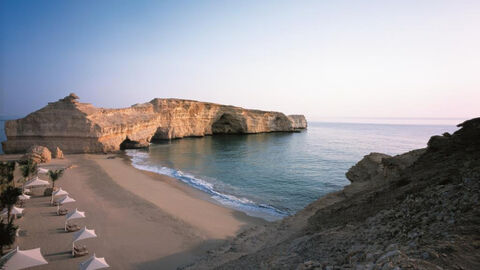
[[212, 113, 246, 134]]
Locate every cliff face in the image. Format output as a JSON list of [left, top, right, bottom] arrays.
[[1, 94, 307, 154], [185, 118, 480, 270]]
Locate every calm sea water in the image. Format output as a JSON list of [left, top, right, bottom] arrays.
[[0, 119, 7, 154], [126, 122, 457, 221]]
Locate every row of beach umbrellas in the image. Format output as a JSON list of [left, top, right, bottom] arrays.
[[0, 171, 109, 270], [1, 246, 108, 270], [0, 176, 48, 269], [51, 185, 109, 270]]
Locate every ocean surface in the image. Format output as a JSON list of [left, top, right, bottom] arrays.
[[125, 122, 457, 221], [0, 117, 459, 220]]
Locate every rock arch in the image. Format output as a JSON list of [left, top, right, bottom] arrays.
[[211, 113, 247, 134], [119, 137, 149, 150]]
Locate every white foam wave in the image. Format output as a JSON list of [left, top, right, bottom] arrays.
[[125, 150, 287, 221]]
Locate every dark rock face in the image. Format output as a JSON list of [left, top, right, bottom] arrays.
[[119, 138, 149, 150], [346, 152, 391, 183], [211, 113, 247, 134], [185, 117, 480, 270]]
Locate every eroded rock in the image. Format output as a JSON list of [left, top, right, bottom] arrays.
[[52, 147, 64, 159], [22, 145, 52, 163], [2, 94, 307, 153], [346, 153, 391, 183]]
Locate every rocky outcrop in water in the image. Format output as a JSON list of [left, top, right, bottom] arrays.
[[185, 117, 480, 270], [2, 94, 307, 154]]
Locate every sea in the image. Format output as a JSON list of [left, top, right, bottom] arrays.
[[0, 117, 459, 221], [125, 121, 458, 221]]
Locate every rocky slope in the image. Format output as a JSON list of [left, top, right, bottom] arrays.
[[2, 94, 307, 154], [185, 118, 480, 270]]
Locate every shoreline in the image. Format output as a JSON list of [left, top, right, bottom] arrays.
[[93, 153, 267, 239], [1, 153, 266, 269]]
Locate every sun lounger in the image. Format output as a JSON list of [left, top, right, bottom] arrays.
[[73, 245, 88, 257], [66, 224, 80, 232]]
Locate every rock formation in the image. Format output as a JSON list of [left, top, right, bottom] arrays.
[[2, 94, 307, 154], [185, 118, 480, 270], [21, 145, 52, 163], [52, 147, 64, 159]]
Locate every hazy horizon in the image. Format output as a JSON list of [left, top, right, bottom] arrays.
[[1, 0, 479, 122]]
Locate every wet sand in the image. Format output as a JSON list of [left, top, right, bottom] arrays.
[[10, 154, 264, 269]]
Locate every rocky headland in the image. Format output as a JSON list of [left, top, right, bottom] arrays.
[[185, 118, 480, 270], [1, 94, 307, 154]]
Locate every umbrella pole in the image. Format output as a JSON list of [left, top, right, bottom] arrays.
[[72, 242, 74, 256], [57, 205, 59, 215]]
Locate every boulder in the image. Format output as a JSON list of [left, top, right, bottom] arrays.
[[22, 145, 52, 163], [346, 152, 391, 183], [52, 147, 64, 159], [346, 149, 426, 184]]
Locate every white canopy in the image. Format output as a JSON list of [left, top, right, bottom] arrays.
[[79, 254, 109, 270], [56, 195, 76, 205], [73, 227, 97, 242], [24, 177, 49, 188], [66, 209, 86, 221], [0, 247, 48, 269], [38, 168, 49, 174], [1, 206, 24, 216], [53, 188, 69, 197], [18, 194, 30, 200], [65, 209, 86, 231]]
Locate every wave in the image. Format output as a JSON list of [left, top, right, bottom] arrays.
[[125, 150, 288, 221]]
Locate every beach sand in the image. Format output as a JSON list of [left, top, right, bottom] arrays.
[[8, 154, 265, 269]]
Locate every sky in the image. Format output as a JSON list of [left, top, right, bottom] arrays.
[[0, 0, 479, 123]]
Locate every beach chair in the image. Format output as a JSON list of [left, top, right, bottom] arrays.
[[16, 201, 25, 208], [58, 208, 68, 216], [73, 245, 88, 257], [66, 224, 80, 232]]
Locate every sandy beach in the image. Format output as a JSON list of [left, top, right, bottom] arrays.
[[6, 154, 264, 269]]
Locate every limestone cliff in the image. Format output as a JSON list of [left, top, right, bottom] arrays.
[[2, 94, 307, 154]]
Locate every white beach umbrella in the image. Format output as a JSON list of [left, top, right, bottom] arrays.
[[0, 246, 48, 269], [55, 195, 75, 214], [51, 188, 69, 204], [79, 254, 109, 270], [18, 194, 30, 200], [52, 188, 69, 197], [73, 227, 97, 242], [56, 195, 75, 205], [65, 209, 86, 231], [24, 176, 49, 188], [72, 227, 97, 256], [1, 206, 24, 217], [38, 168, 49, 174]]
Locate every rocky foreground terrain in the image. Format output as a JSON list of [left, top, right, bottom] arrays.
[[2, 94, 307, 154], [186, 118, 480, 270]]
